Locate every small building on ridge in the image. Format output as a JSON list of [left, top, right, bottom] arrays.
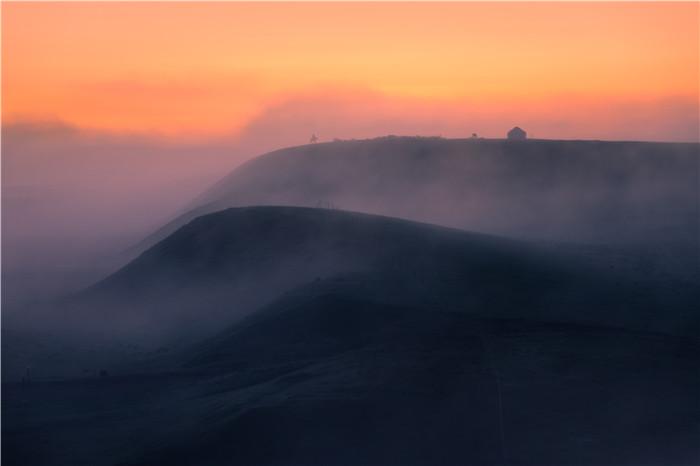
[[507, 127, 527, 140]]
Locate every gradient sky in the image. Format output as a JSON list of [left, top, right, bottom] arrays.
[[2, 2, 699, 141]]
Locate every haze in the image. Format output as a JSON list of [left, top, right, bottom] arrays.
[[2, 2, 699, 299], [3, 4, 700, 464]]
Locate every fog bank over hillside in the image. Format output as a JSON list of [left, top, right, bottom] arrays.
[[3, 106, 698, 304], [2, 122, 243, 303], [5, 207, 697, 381], [4, 207, 698, 466], [147, 137, 699, 256], [5, 90, 698, 262]]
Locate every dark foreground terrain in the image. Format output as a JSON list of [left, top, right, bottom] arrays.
[[5, 312, 699, 466], [3, 206, 699, 465]]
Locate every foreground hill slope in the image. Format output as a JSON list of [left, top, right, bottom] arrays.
[[134, 295, 699, 466], [6, 301, 698, 466], [140, 137, 699, 252], [2, 207, 700, 466], [88, 206, 698, 341], [4, 207, 699, 465], [6, 206, 697, 382]]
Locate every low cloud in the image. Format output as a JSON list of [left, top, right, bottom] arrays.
[[2, 89, 697, 300]]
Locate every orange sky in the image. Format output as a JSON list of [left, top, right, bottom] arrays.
[[2, 2, 698, 140]]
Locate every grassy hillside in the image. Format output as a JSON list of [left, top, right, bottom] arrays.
[[7, 206, 695, 379], [92, 207, 698, 340], [138, 137, 699, 253], [4, 206, 698, 465], [141, 295, 699, 466], [6, 307, 698, 466]]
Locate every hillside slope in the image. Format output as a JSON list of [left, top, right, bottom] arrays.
[[7, 206, 693, 380], [6, 277, 699, 465], [132, 295, 699, 466], [4, 206, 699, 465], [138, 137, 699, 252], [89, 206, 698, 340]]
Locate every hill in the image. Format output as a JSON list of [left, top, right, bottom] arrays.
[[136, 294, 699, 466], [94, 206, 699, 339], [3, 208, 699, 465], [137, 137, 699, 254], [7, 206, 696, 381]]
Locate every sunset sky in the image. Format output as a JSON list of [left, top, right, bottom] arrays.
[[2, 2, 699, 141]]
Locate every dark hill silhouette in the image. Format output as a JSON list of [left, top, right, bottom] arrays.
[[140, 294, 698, 466], [8, 207, 695, 379], [4, 207, 699, 465], [88, 207, 698, 341], [136, 137, 699, 256]]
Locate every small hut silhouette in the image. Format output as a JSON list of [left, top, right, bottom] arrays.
[[309, 134, 318, 144], [507, 127, 527, 140]]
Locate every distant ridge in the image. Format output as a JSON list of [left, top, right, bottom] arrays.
[[134, 137, 699, 254]]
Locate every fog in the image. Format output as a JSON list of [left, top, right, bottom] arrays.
[[149, 137, 699, 257], [4, 91, 697, 292], [2, 92, 698, 369], [5, 205, 697, 382], [3, 107, 698, 466], [2, 121, 233, 305]]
